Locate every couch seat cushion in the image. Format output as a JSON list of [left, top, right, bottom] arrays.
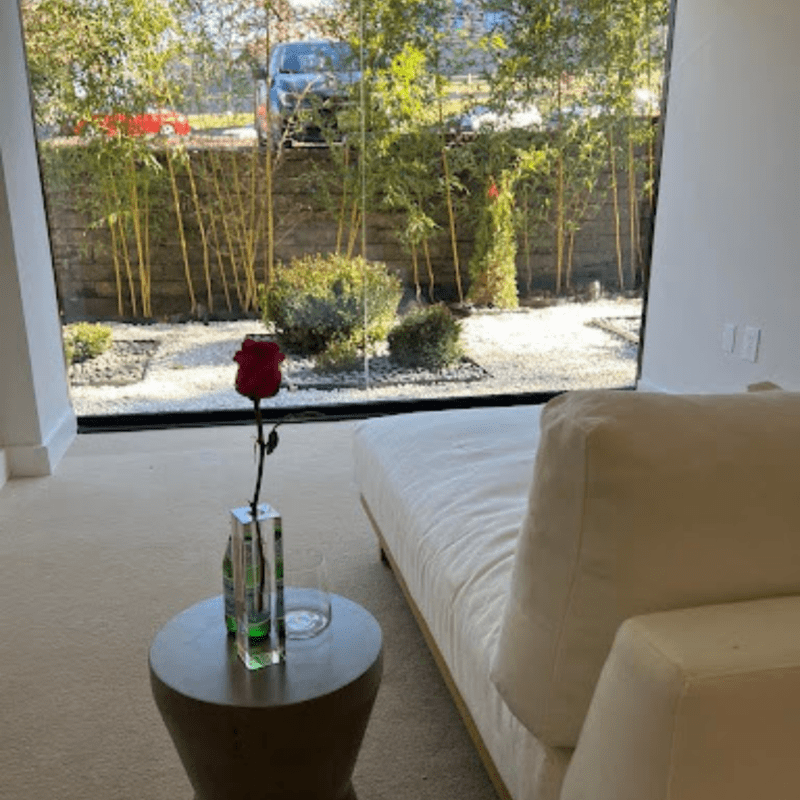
[[354, 404, 571, 800]]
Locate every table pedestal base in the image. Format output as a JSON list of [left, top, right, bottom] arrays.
[[150, 595, 383, 800]]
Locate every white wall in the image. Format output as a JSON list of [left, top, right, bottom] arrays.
[[640, 0, 800, 393], [0, 0, 76, 479]]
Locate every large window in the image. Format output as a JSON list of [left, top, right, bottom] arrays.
[[21, 0, 669, 420]]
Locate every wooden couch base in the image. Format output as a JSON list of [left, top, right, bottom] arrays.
[[360, 495, 513, 800]]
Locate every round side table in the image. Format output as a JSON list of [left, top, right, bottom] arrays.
[[149, 594, 383, 800]]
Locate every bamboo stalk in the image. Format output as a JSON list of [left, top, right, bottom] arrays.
[[567, 229, 576, 288], [607, 125, 624, 291], [107, 170, 138, 316], [229, 155, 252, 306], [554, 74, 565, 295], [230, 153, 259, 310], [521, 187, 532, 296], [555, 149, 565, 294], [346, 199, 361, 258], [107, 215, 124, 316], [209, 152, 244, 309], [422, 238, 435, 303], [336, 146, 350, 254], [200, 152, 232, 312], [627, 124, 640, 284], [208, 211, 233, 313], [126, 154, 150, 317], [102, 185, 125, 316], [245, 146, 260, 300], [264, 2, 275, 288], [264, 130, 275, 289], [410, 240, 421, 302], [184, 149, 213, 311], [117, 214, 137, 317], [438, 91, 462, 303], [166, 152, 197, 315], [441, 146, 462, 304], [143, 185, 151, 315]]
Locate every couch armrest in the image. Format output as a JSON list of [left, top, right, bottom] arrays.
[[559, 595, 800, 800]]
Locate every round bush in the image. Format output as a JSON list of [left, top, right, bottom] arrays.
[[314, 337, 362, 373], [388, 305, 464, 370], [260, 253, 402, 357], [63, 322, 113, 365]]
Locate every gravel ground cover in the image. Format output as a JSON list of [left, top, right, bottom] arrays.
[[67, 296, 643, 416]]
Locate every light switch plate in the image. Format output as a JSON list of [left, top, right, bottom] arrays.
[[722, 323, 736, 353], [741, 326, 760, 362]]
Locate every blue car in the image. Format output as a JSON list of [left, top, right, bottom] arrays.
[[255, 40, 359, 149]]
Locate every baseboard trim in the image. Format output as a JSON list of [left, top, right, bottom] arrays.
[[635, 377, 674, 393], [5, 407, 77, 477]]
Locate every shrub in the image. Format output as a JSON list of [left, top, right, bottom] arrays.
[[388, 305, 464, 370], [63, 322, 113, 365], [314, 337, 362, 373], [467, 176, 519, 309], [260, 253, 403, 358]]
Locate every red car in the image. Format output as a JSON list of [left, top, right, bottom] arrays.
[[75, 109, 191, 137]]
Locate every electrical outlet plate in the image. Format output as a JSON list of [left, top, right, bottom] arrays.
[[741, 326, 760, 362]]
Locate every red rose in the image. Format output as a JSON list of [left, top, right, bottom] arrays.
[[233, 339, 285, 400]]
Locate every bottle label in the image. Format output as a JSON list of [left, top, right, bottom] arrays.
[[223, 539, 271, 637]]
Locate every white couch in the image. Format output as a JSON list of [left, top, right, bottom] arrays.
[[353, 389, 800, 800]]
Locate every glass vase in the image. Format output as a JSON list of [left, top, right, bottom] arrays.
[[223, 503, 285, 669]]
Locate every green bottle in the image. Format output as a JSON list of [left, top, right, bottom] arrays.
[[223, 508, 271, 639]]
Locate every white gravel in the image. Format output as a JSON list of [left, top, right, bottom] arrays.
[[68, 297, 642, 416]]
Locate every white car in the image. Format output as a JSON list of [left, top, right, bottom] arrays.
[[547, 88, 660, 128], [448, 101, 543, 140]]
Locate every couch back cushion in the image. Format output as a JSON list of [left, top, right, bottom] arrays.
[[490, 389, 800, 748]]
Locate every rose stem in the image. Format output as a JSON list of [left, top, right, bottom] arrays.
[[274, 517, 285, 653], [252, 399, 266, 614]]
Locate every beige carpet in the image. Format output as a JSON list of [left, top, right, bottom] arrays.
[[0, 420, 498, 800]]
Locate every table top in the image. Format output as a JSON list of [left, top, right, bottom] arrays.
[[149, 594, 382, 707]]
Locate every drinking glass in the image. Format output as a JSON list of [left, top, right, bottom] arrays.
[[283, 548, 332, 639]]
